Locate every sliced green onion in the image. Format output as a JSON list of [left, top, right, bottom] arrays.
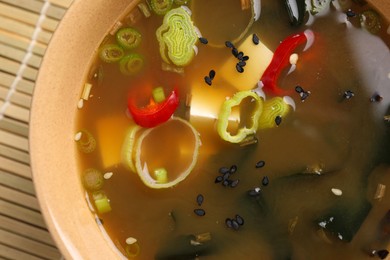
[[359, 10, 381, 34], [154, 168, 168, 183], [138, 2, 151, 18], [119, 53, 144, 76], [174, 0, 188, 5], [92, 191, 111, 214], [116, 27, 142, 50], [217, 91, 263, 143], [82, 168, 104, 191], [99, 44, 124, 63], [156, 7, 198, 66], [125, 239, 141, 257], [258, 97, 291, 129], [75, 130, 96, 153], [121, 125, 142, 173], [152, 87, 166, 103], [150, 0, 173, 15]]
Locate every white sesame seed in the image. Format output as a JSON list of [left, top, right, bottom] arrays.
[[126, 237, 137, 245], [254, 187, 261, 193], [331, 188, 343, 196], [77, 99, 84, 109], [104, 172, 113, 180], [289, 53, 299, 65], [74, 132, 82, 141]]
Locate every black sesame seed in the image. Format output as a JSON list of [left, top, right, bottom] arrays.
[[346, 9, 356, 18], [204, 76, 212, 86], [230, 179, 240, 188], [222, 180, 230, 187], [194, 208, 206, 216], [225, 41, 234, 48], [377, 249, 389, 259], [209, 69, 216, 80], [248, 188, 261, 197], [235, 215, 244, 225], [219, 167, 230, 174], [236, 64, 244, 73], [199, 37, 208, 44], [196, 194, 204, 206], [295, 85, 304, 93], [215, 175, 223, 183], [255, 160, 265, 168], [237, 52, 244, 60], [238, 61, 246, 67], [223, 172, 231, 181], [232, 48, 239, 57], [242, 55, 249, 61], [230, 165, 238, 174], [370, 93, 383, 102], [343, 90, 355, 99], [231, 220, 240, 230], [262, 176, 270, 186], [252, 33, 260, 45], [300, 91, 310, 101], [275, 116, 282, 126], [225, 218, 233, 228]]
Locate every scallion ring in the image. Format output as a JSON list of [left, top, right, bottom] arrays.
[[119, 53, 145, 76]]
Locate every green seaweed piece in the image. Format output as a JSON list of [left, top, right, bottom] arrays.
[[156, 7, 198, 67], [258, 97, 291, 129]]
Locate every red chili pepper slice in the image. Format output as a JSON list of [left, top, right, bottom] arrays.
[[128, 88, 179, 128], [261, 31, 307, 96]]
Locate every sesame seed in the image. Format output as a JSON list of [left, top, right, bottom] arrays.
[[235, 214, 244, 225], [252, 33, 260, 45], [331, 188, 343, 196], [295, 86, 303, 93], [238, 61, 246, 67], [194, 208, 206, 216], [236, 64, 244, 73], [231, 220, 240, 230], [209, 70, 216, 80], [199, 37, 208, 44], [204, 76, 212, 86], [104, 172, 113, 179], [74, 132, 82, 141], [196, 194, 204, 206], [219, 167, 230, 174], [225, 218, 233, 228], [223, 172, 231, 181], [237, 52, 244, 60], [232, 48, 239, 57], [377, 249, 389, 259], [225, 41, 234, 48], [370, 93, 383, 102], [300, 91, 310, 101], [255, 160, 265, 168], [346, 9, 356, 17], [126, 237, 137, 245], [248, 187, 261, 197], [275, 116, 282, 126], [230, 179, 240, 188], [343, 90, 355, 99], [230, 165, 238, 174], [262, 176, 270, 186], [215, 175, 223, 183], [222, 180, 230, 187], [242, 55, 249, 61]]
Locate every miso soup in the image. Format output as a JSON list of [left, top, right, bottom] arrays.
[[75, 0, 390, 259]]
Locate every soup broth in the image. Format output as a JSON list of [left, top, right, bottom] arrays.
[[76, 0, 390, 259]]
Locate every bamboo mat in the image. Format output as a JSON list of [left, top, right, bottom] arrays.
[[0, 0, 73, 259]]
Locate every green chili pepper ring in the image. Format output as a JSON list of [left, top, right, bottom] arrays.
[[217, 90, 263, 143]]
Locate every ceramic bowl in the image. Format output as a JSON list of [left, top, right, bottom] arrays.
[[30, 0, 390, 259]]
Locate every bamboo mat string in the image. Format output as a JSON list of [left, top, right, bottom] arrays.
[[0, 0, 50, 121]]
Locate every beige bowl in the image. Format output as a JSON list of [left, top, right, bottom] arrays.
[[30, 0, 390, 259]]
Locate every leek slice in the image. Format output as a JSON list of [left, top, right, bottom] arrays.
[[134, 117, 200, 189], [217, 90, 263, 143], [121, 125, 142, 173], [116, 27, 142, 50], [99, 44, 124, 63], [258, 97, 291, 129], [150, 0, 173, 15], [119, 53, 144, 76], [156, 7, 198, 66]]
